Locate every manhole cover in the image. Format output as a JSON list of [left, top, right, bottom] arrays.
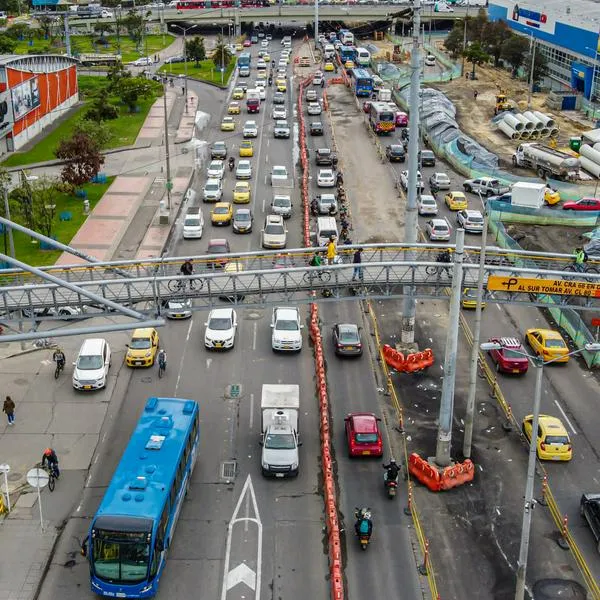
[[225, 384, 242, 399], [141, 377, 153, 383], [221, 461, 237, 480]]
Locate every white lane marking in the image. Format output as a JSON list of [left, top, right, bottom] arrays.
[[262, 194, 266, 213], [249, 392, 254, 430], [553, 400, 577, 435], [226, 564, 256, 593], [252, 322, 257, 350], [221, 475, 262, 599], [175, 317, 194, 396], [244, 488, 251, 533], [206, 357, 212, 369]]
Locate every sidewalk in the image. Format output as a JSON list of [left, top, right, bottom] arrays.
[[0, 84, 197, 600]]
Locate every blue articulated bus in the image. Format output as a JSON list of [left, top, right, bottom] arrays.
[[351, 68, 374, 97], [83, 397, 200, 598]]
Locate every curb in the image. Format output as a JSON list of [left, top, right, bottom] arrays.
[[0, 345, 51, 360]]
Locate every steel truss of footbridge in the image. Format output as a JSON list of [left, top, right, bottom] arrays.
[[0, 243, 598, 341]]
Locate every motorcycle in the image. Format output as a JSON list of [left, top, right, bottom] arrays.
[[354, 507, 372, 550], [383, 470, 398, 499], [228, 157, 235, 172], [310, 199, 319, 216]]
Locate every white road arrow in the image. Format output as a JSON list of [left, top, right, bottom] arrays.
[[221, 474, 262, 600]]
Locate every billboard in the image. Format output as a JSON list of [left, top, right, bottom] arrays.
[[0, 90, 14, 138], [11, 77, 40, 121], [506, 2, 556, 35]]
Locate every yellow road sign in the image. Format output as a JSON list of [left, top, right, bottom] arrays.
[[487, 276, 600, 298]]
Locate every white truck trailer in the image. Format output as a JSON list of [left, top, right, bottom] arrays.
[[260, 384, 300, 478], [510, 181, 546, 209], [512, 143, 580, 181]]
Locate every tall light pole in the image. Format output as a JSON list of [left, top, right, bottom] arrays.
[[400, 0, 421, 346], [172, 24, 195, 114], [162, 80, 173, 216], [315, 0, 319, 49], [479, 341, 600, 600], [460, 1, 470, 77], [526, 33, 536, 109], [463, 191, 487, 459]]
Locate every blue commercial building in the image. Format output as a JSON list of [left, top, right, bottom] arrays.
[[489, 0, 600, 103]]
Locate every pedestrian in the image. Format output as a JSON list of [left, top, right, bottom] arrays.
[[321, 78, 325, 89], [181, 86, 185, 95], [465, 72, 469, 80], [3, 395, 15, 425], [155, 54, 159, 63], [473, 89, 478, 100], [327, 236, 337, 265], [352, 247, 363, 282]]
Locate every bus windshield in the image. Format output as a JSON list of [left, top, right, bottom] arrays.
[[92, 529, 151, 584]]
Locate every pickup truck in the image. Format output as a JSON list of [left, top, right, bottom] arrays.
[[462, 176, 510, 197], [580, 493, 600, 553]]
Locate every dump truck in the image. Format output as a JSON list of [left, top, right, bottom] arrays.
[[512, 143, 580, 181], [260, 384, 300, 477]]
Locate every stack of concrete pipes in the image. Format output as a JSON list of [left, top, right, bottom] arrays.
[[579, 143, 600, 178], [498, 111, 559, 140]]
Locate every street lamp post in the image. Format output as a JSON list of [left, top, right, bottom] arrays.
[[172, 24, 195, 114], [479, 341, 600, 600]]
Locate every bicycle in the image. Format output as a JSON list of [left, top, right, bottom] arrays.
[[34, 338, 55, 349], [168, 277, 203, 293], [158, 358, 166, 378], [35, 462, 57, 492], [425, 265, 452, 277], [54, 359, 65, 380], [563, 264, 599, 279], [303, 268, 332, 284]]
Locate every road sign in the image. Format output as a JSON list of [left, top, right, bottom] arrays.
[[487, 275, 600, 298], [26, 468, 49, 489], [592, 318, 600, 327]]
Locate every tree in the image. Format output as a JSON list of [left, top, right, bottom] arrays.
[[443, 24, 465, 59], [482, 20, 512, 67], [123, 9, 144, 50], [36, 15, 57, 41], [463, 42, 490, 79], [106, 62, 131, 92], [185, 36, 206, 66], [85, 89, 119, 121], [500, 34, 530, 76], [0, 34, 16, 53], [74, 118, 113, 147], [93, 22, 114, 40], [56, 133, 105, 188], [212, 34, 232, 71], [0, 0, 22, 15], [526, 49, 548, 87], [114, 76, 154, 112]]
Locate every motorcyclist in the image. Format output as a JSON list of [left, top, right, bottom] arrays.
[[180, 259, 194, 277], [354, 507, 373, 537], [383, 459, 400, 483], [268, 75, 273, 86], [52, 348, 65, 370], [42, 448, 60, 478], [311, 198, 319, 215], [228, 156, 235, 171]]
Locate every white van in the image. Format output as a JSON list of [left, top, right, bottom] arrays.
[[324, 44, 335, 59], [72, 338, 111, 391], [356, 47, 371, 67], [316, 216, 338, 247], [183, 207, 204, 239]]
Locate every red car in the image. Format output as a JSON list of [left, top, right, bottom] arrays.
[[243, 40, 252, 47], [395, 111, 408, 127], [562, 198, 600, 211], [344, 412, 383, 457], [487, 337, 529, 374]]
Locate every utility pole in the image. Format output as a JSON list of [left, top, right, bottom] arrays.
[[63, 13, 71, 57], [526, 33, 536, 109], [162, 82, 172, 216], [400, 0, 421, 346], [314, 0, 319, 49], [173, 24, 193, 115], [435, 229, 465, 466], [461, 2, 470, 77]]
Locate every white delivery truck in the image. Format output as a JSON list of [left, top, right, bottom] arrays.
[[510, 182, 546, 209], [512, 143, 580, 181], [260, 384, 300, 477], [378, 88, 392, 102]]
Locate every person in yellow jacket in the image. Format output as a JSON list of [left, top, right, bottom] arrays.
[[326, 236, 337, 265]]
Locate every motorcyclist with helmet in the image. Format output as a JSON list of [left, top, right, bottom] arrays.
[[383, 458, 400, 483]]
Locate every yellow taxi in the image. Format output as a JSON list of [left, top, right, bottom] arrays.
[[233, 181, 251, 203], [544, 187, 561, 206], [276, 78, 287, 92], [232, 87, 244, 100], [344, 60, 355, 69], [126, 328, 159, 367], [236, 42, 243, 52], [228, 101, 241, 114], [525, 328, 570, 362], [522, 414, 572, 461], [221, 116, 236, 131], [239, 140, 254, 157], [444, 191, 468, 211], [211, 202, 233, 226], [324, 61, 335, 72], [263, 53, 271, 62], [461, 288, 487, 309]]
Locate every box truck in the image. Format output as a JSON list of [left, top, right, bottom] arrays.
[[510, 181, 546, 209]]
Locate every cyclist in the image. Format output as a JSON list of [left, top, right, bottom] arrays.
[[310, 252, 323, 267], [42, 448, 60, 478], [574, 247, 587, 272], [181, 259, 194, 276], [436, 249, 452, 275], [157, 348, 167, 371], [52, 348, 65, 371]]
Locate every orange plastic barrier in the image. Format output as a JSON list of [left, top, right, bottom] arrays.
[[382, 344, 435, 373], [439, 459, 475, 490], [408, 453, 441, 492]]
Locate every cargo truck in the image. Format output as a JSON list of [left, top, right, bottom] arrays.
[[246, 89, 260, 114], [260, 384, 300, 477], [510, 181, 546, 209], [512, 143, 580, 181]]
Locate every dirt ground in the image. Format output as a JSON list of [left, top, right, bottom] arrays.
[[504, 223, 592, 254]]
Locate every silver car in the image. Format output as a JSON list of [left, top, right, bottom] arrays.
[[417, 194, 438, 216], [429, 172, 451, 190], [165, 298, 192, 319], [236, 160, 252, 180]]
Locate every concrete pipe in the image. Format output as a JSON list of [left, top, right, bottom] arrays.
[[539, 127, 550, 137], [533, 111, 556, 128], [549, 127, 559, 138], [529, 129, 541, 140], [594, 143, 600, 152], [498, 121, 521, 139], [523, 111, 544, 130], [580, 143, 600, 165], [514, 113, 534, 130], [503, 113, 524, 131], [580, 155, 600, 178], [520, 129, 532, 139]]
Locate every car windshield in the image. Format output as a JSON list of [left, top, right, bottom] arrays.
[[92, 532, 150, 584], [390, 146, 403, 152], [468, 215, 483, 223], [209, 244, 228, 254], [545, 339, 566, 348], [215, 207, 229, 214], [422, 199, 436, 206], [339, 327, 359, 343], [185, 218, 200, 226], [265, 224, 284, 235], [355, 433, 378, 443], [319, 149, 331, 156], [209, 317, 232, 330], [273, 197, 289, 207], [276, 319, 299, 331], [502, 348, 524, 359], [264, 432, 296, 449], [312, 123, 322, 129], [236, 213, 251, 222], [273, 168, 286, 176], [129, 338, 151, 350], [210, 162, 222, 170], [213, 143, 225, 151], [77, 355, 103, 370], [205, 183, 219, 191]]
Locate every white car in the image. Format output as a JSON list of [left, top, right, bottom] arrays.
[[278, 60, 287, 70], [307, 102, 322, 115], [271, 165, 288, 185], [262, 214, 287, 249], [424, 54, 436, 66], [203, 178, 223, 202], [255, 78, 266, 89], [243, 120, 258, 138], [417, 194, 438, 216], [261, 39, 269, 48], [131, 56, 153, 66], [456, 209, 484, 233], [313, 74, 323, 86], [426, 218, 451, 241], [256, 59, 267, 70], [317, 169, 336, 187], [271, 307, 303, 352], [272, 106, 287, 119], [400, 170, 425, 193], [72, 338, 111, 391], [306, 89, 318, 102], [429, 172, 451, 190], [236, 159, 252, 180], [207, 160, 225, 180], [257, 86, 266, 101], [204, 308, 238, 350], [100, 9, 114, 17]]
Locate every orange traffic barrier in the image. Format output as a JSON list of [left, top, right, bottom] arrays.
[[408, 453, 441, 491], [382, 344, 405, 371], [331, 575, 343, 599]]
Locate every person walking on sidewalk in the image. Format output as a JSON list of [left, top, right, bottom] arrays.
[[352, 247, 364, 282], [3, 396, 15, 425]]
